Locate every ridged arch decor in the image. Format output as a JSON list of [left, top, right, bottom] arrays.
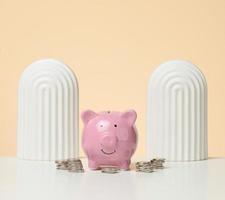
[[17, 59, 79, 160], [147, 60, 207, 161]]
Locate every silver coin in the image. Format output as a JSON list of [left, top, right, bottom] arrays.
[[56, 158, 84, 172], [57, 163, 68, 166], [68, 163, 82, 166], [136, 161, 149, 165], [68, 164, 82, 166], [101, 170, 119, 174], [67, 159, 81, 163], [101, 167, 120, 174], [57, 167, 69, 170], [68, 166, 83, 170], [151, 158, 165, 163], [55, 160, 68, 164]]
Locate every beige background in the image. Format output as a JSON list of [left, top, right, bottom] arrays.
[[0, 0, 225, 158]]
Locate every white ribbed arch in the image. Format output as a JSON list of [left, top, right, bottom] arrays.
[[147, 60, 207, 161], [17, 59, 79, 160]]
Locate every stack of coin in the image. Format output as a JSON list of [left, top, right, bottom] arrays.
[[101, 166, 120, 174], [135, 158, 165, 173], [135, 161, 154, 173], [150, 158, 165, 169], [55, 158, 84, 173], [67, 159, 84, 173], [55, 160, 69, 170]]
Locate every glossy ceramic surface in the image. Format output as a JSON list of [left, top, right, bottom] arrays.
[[81, 110, 137, 170]]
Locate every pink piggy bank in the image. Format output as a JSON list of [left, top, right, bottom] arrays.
[[81, 110, 137, 170]]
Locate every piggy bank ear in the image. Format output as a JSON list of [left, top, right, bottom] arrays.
[[121, 110, 137, 125], [81, 110, 97, 124]]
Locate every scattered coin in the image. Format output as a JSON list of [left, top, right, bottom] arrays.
[[55, 160, 69, 170], [150, 158, 165, 169], [135, 158, 165, 173], [55, 158, 84, 173], [55, 158, 165, 174]]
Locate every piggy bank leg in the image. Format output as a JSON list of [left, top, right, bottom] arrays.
[[120, 160, 130, 170], [88, 160, 100, 170]]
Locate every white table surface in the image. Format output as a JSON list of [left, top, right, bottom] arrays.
[[0, 157, 225, 200]]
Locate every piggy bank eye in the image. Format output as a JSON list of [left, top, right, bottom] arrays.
[[114, 124, 117, 127], [97, 120, 110, 131]]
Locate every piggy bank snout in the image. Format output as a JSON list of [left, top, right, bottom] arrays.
[[101, 134, 117, 150]]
